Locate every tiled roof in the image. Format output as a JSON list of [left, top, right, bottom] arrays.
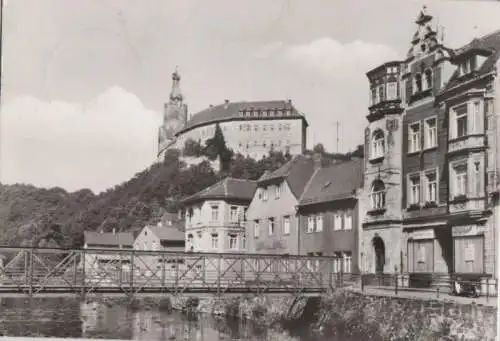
[[176, 100, 307, 134], [299, 159, 364, 206], [440, 29, 500, 93], [182, 177, 257, 205], [259, 154, 316, 198], [84, 231, 134, 247], [148, 225, 185, 241], [160, 211, 183, 231]]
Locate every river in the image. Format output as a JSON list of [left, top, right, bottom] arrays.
[[0, 296, 322, 341]]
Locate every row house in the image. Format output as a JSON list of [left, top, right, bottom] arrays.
[[246, 154, 316, 254], [297, 158, 364, 273], [361, 5, 500, 288], [181, 177, 257, 253]]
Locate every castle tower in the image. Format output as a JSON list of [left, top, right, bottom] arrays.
[[158, 68, 188, 162]]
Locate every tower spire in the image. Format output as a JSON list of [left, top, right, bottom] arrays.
[[170, 66, 183, 102]]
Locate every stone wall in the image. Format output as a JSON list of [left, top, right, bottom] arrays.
[[314, 291, 497, 341]]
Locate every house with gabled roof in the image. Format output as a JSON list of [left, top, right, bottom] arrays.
[[83, 230, 135, 278], [181, 177, 257, 253], [297, 158, 364, 273], [246, 154, 317, 255]]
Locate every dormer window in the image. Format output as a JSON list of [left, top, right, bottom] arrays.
[[414, 73, 423, 93], [371, 129, 385, 160], [459, 58, 474, 76]]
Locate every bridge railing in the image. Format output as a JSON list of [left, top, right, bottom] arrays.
[[0, 247, 351, 294]]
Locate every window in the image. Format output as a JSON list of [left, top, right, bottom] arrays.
[[254, 220, 260, 238], [371, 180, 386, 209], [211, 205, 219, 221], [316, 215, 324, 232], [456, 110, 468, 138], [371, 129, 385, 159], [307, 216, 315, 233], [334, 214, 342, 230], [333, 252, 342, 273], [344, 213, 352, 230], [451, 164, 467, 197], [424, 117, 437, 149], [307, 252, 314, 271], [424, 69, 433, 90], [460, 59, 472, 76], [187, 234, 193, 248], [228, 234, 237, 250], [275, 184, 281, 199], [211, 233, 219, 249], [262, 188, 269, 201], [283, 216, 291, 235], [471, 101, 483, 134], [242, 235, 246, 249], [268, 218, 275, 235], [378, 85, 385, 102], [371, 87, 377, 105], [343, 252, 352, 273], [152, 241, 158, 251], [414, 73, 422, 93], [408, 122, 421, 153], [230, 206, 238, 222], [387, 82, 397, 100], [409, 174, 421, 205], [425, 170, 437, 203]]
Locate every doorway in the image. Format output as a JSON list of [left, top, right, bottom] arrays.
[[372, 236, 386, 274]]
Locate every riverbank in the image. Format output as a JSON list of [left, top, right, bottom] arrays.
[[169, 289, 497, 341]]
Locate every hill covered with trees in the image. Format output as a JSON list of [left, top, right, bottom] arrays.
[[0, 123, 363, 249]]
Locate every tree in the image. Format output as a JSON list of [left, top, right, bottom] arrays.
[[204, 123, 233, 171], [183, 138, 203, 157]]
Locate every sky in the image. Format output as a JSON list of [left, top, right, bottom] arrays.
[[0, 0, 499, 193]]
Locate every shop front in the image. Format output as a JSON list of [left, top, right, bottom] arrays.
[[452, 224, 484, 274]]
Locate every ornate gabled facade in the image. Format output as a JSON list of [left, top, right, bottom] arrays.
[[158, 69, 189, 162], [435, 29, 500, 280], [361, 5, 500, 290], [361, 60, 405, 274], [400, 7, 456, 280]]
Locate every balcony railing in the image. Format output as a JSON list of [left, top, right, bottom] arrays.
[[448, 135, 485, 154]]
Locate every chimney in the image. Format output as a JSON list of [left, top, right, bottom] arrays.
[[287, 99, 292, 104], [312, 152, 323, 170]]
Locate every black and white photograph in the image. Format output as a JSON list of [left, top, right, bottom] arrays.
[[0, 0, 499, 340]]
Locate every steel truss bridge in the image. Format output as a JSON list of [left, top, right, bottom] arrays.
[[0, 247, 349, 296]]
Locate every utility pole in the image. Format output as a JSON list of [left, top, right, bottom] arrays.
[[335, 121, 341, 153]]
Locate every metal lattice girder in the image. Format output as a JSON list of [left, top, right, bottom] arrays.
[[0, 246, 339, 294]]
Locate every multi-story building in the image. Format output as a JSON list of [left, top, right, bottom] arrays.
[[157, 71, 308, 162], [181, 177, 256, 253], [435, 29, 500, 282], [298, 158, 364, 273], [246, 154, 316, 255], [360, 60, 405, 275], [362, 5, 500, 289], [400, 8, 457, 280]]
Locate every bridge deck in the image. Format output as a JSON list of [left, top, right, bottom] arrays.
[[0, 247, 349, 295]]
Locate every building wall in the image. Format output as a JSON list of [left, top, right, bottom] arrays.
[[246, 180, 299, 254], [174, 117, 306, 160], [298, 199, 359, 273], [184, 200, 247, 253]]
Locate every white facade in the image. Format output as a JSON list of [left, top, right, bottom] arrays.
[[184, 199, 247, 253], [174, 117, 305, 160]]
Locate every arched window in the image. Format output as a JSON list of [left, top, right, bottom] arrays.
[[371, 180, 386, 210], [424, 69, 433, 90], [187, 233, 194, 251], [414, 73, 423, 94], [371, 130, 385, 159]]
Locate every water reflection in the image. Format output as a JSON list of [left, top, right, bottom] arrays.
[[0, 296, 301, 341]]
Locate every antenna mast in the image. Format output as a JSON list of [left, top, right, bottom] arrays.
[[335, 121, 341, 153]]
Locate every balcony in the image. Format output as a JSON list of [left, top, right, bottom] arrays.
[[449, 195, 486, 215], [367, 99, 403, 123], [185, 219, 245, 230], [448, 135, 485, 155]]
